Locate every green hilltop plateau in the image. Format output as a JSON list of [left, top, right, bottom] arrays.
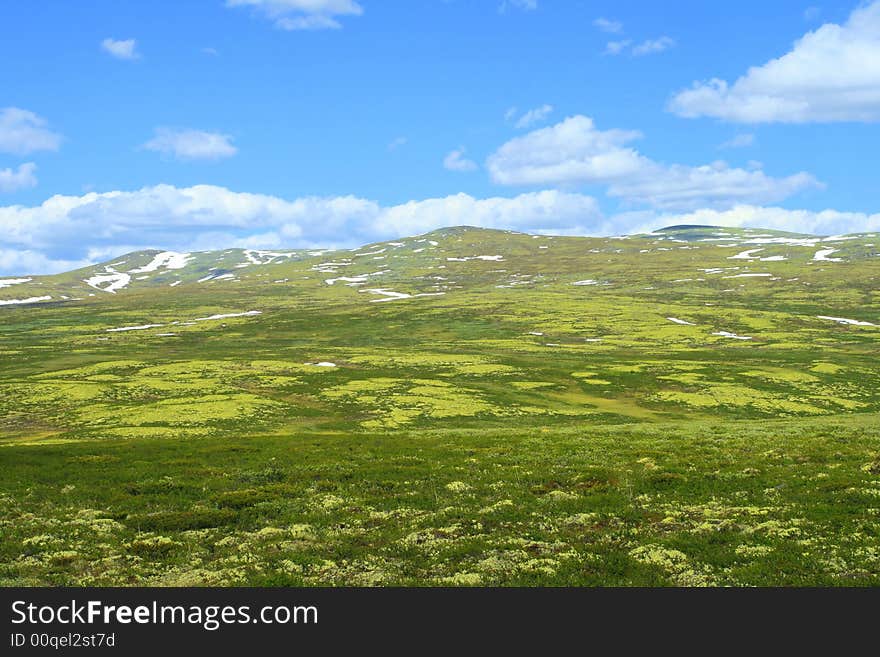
[[1, 224, 879, 586]]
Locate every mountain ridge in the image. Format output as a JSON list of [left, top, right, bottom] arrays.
[[1, 224, 877, 306]]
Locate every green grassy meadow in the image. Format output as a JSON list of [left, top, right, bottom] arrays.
[[1, 225, 879, 585]]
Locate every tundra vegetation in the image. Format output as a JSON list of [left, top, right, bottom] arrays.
[[1, 225, 879, 586]]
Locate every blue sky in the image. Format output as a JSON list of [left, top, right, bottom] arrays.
[[2, 0, 880, 274]]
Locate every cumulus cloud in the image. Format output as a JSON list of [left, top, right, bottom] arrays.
[[0, 248, 91, 276], [631, 36, 675, 56], [669, 1, 880, 122], [606, 36, 674, 56], [486, 115, 820, 209], [443, 147, 478, 172], [101, 38, 139, 60], [604, 40, 632, 55], [488, 116, 644, 186], [499, 0, 537, 13], [0, 163, 38, 193], [142, 128, 238, 161], [0, 108, 62, 155], [375, 190, 604, 237], [0, 184, 609, 274], [0, 185, 375, 258], [511, 104, 553, 129], [608, 162, 819, 210], [593, 17, 623, 34], [640, 205, 880, 237], [226, 0, 363, 30], [2, 184, 879, 275]]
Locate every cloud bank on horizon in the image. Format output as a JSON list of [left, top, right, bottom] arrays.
[[3, 183, 879, 275], [1, 1, 879, 274]]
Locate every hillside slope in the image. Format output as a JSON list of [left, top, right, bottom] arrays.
[[1, 224, 879, 441], [2, 225, 880, 587]]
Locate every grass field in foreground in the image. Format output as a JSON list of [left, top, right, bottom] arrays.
[[2, 415, 879, 586]]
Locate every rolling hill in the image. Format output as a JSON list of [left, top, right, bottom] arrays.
[[1, 224, 879, 586]]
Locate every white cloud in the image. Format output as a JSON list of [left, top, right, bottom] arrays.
[[593, 17, 623, 34], [226, 0, 363, 30], [0, 108, 62, 155], [142, 128, 238, 161], [101, 38, 139, 60], [202, 47, 220, 56], [0, 184, 608, 274], [604, 36, 674, 57], [374, 190, 602, 237], [0, 248, 91, 276], [488, 116, 644, 186], [2, 184, 877, 276], [499, 0, 537, 12], [669, 1, 880, 122], [443, 147, 478, 172], [719, 133, 755, 149], [486, 115, 820, 209], [0, 163, 38, 193], [608, 162, 819, 210], [513, 104, 554, 129], [631, 36, 675, 56], [604, 40, 632, 55], [639, 205, 880, 237], [0, 185, 376, 257]]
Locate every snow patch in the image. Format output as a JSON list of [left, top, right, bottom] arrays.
[[446, 255, 504, 262], [0, 295, 52, 306], [85, 272, 131, 293], [713, 331, 752, 340], [813, 249, 842, 262], [107, 324, 164, 333], [193, 311, 262, 322], [817, 316, 876, 327], [729, 248, 764, 260], [0, 278, 31, 289], [129, 251, 192, 273], [244, 250, 295, 265], [325, 276, 368, 285], [364, 288, 411, 302]]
